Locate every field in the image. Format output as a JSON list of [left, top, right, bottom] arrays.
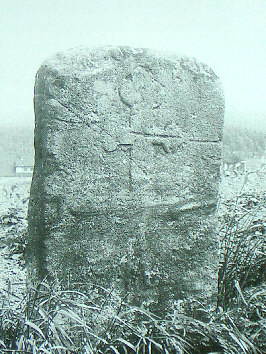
[[0, 159, 265, 353], [0, 177, 31, 308]]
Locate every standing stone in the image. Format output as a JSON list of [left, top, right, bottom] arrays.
[[28, 46, 224, 313]]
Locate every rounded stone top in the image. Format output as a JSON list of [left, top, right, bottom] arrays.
[[40, 45, 220, 82]]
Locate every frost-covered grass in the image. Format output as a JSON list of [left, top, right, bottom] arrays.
[[0, 177, 30, 309], [0, 177, 31, 252], [0, 165, 265, 353], [1, 278, 264, 353]]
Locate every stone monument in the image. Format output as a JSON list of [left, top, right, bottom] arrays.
[[28, 46, 224, 313]]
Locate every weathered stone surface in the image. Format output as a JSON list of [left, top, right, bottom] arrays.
[[28, 46, 224, 313]]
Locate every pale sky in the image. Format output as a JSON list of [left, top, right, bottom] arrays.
[[0, 0, 265, 129]]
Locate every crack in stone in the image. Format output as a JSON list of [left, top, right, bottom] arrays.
[[131, 132, 220, 143], [67, 199, 217, 218], [131, 131, 180, 138], [117, 87, 133, 109], [49, 96, 83, 123], [102, 146, 118, 153], [129, 146, 133, 191], [52, 115, 79, 125], [188, 139, 221, 143], [138, 65, 166, 88]]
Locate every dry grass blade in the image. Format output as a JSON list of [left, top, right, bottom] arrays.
[[234, 280, 248, 305], [146, 338, 163, 351], [25, 320, 46, 339], [247, 289, 266, 305], [109, 345, 121, 354], [114, 338, 137, 351], [58, 308, 108, 345], [226, 315, 259, 354], [0, 339, 7, 348]]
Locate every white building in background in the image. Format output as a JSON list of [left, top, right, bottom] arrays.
[[15, 164, 34, 175], [222, 160, 247, 177], [14, 158, 34, 176], [0, 126, 34, 177]]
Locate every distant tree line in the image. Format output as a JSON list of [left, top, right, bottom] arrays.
[[222, 125, 265, 164], [0, 126, 34, 155]]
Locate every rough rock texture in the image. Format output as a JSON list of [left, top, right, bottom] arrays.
[[28, 46, 224, 313]]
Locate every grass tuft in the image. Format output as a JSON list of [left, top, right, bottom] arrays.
[[1, 278, 264, 353]]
